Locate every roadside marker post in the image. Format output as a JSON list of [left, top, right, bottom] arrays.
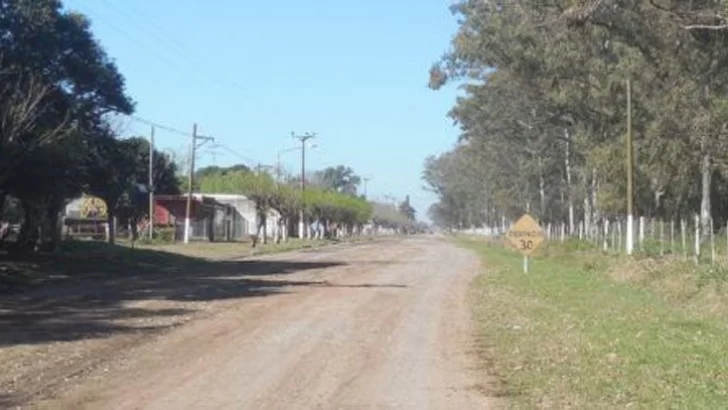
[[505, 213, 546, 273]]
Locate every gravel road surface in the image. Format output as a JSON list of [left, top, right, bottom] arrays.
[[3, 238, 492, 409]]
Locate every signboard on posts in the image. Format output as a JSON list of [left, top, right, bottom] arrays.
[[506, 213, 545, 256]]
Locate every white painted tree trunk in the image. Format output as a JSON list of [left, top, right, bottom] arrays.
[[584, 195, 592, 241], [626, 215, 633, 255], [710, 217, 716, 264], [681, 218, 687, 260], [700, 150, 712, 240], [538, 156, 546, 219], [694, 214, 701, 264], [618, 219, 623, 254], [591, 167, 599, 239], [565, 129, 575, 235]]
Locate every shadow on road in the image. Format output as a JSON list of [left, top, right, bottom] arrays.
[[0, 394, 19, 408], [0, 241, 367, 347]]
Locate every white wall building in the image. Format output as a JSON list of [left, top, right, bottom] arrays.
[[201, 194, 280, 240]]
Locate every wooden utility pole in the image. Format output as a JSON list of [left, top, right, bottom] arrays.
[[293, 132, 316, 239], [184, 124, 214, 244], [626, 79, 635, 255], [363, 177, 371, 198], [276, 152, 282, 183], [148, 126, 155, 240]]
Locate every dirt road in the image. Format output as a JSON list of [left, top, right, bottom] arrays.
[[5, 238, 492, 409]]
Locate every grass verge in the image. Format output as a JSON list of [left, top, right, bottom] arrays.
[[460, 238, 728, 409]]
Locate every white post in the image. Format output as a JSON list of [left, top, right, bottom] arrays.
[[694, 214, 700, 264], [681, 218, 687, 261], [626, 215, 634, 255], [603, 219, 609, 252], [659, 219, 664, 256], [670, 220, 675, 256], [711, 217, 716, 264], [523, 255, 529, 273], [184, 218, 191, 244], [639, 216, 645, 250]]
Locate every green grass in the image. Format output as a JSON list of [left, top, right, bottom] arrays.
[[460, 238, 728, 409]]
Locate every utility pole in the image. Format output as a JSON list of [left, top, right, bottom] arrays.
[[363, 177, 371, 198], [184, 124, 214, 244], [148, 126, 155, 240], [276, 152, 282, 183], [293, 132, 316, 239], [626, 79, 635, 255]]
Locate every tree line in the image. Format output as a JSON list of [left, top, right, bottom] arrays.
[[0, 0, 180, 250], [424, 1, 728, 238], [196, 164, 420, 243], [0, 0, 420, 253]]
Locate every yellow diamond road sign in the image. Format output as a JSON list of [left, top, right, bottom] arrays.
[[506, 213, 545, 256]]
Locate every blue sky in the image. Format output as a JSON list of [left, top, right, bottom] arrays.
[[63, 0, 461, 221]]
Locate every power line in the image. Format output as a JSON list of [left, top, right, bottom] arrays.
[[115, 112, 268, 169], [78, 0, 299, 140], [84, 1, 299, 129], [81, 3, 184, 74], [118, 113, 190, 137], [82, 1, 235, 94], [93, 0, 248, 95], [213, 143, 265, 168]]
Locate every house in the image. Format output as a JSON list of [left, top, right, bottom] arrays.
[[200, 194, 280, 240], [63, 193, 279, 242]]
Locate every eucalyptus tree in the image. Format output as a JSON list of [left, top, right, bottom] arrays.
[[426, 0, 728, 237]]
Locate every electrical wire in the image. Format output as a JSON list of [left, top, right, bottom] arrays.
[[121, 114, 191, 137], [93, 0, 248, 94]]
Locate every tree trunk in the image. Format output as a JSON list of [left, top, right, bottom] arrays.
[[106, 209, 116, 245], [565, 129, 575, 235], [700, 150, 712, 239], [283, 217, 289, 242], [207, 213, 214, 242], [47, 199, 63, 252], [583, 171, 593, 241], [129, 217, 140, 242], [17, 200, 41, 252], [538, 156, 546, 221], [259, 217, 268, 245], [591, 167, 599, 239]]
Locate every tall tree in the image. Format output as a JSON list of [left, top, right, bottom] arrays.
[[0, 0, 134, 250]]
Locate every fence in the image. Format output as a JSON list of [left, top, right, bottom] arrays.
[[466, 215, 728, 265]]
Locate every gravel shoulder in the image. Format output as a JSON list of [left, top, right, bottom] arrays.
[[2, 237, 493, 409]]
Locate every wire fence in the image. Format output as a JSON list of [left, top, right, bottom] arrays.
[[464, 215, 728, 265], [550, 216, 728, 264]]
